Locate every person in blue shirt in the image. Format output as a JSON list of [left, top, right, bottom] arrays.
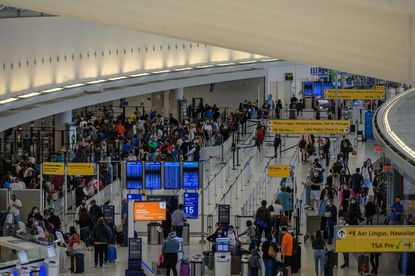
[[325, 199, 337, 244], [389, 196, 404, 225], [277, 187, 293, 220], [162, 231, 180, 276]]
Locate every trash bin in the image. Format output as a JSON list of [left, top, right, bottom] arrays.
[[240, 254, 251, 276], [182, 223, 190, 246], [190, 255, 204, 276], [30, 267, 41, 276], [147, 222, 161, 245]]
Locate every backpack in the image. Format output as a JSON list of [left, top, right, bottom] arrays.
[[299, 139, 306, 149], [332, 161, 343, 174], [249, 255, 260, 268]]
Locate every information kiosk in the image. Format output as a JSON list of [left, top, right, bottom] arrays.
[[16, 251, 31, 276], [45, 245, 59, 276], [214, 238, 231, 276], [126, 237, 145, 275]]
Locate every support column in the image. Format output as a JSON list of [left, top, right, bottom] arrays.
[[170, 88, 184, 120], [162, 90, 170, 117], [54, 111, 72, 151]]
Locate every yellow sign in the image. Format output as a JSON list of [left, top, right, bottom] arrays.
[[267, 165, 290, 177], [67, 163, 95, 176], [335, 226, 415, 252], [42, 162, 64, 175], [267, 120, 350, 135], [326, 86, 385, 100]]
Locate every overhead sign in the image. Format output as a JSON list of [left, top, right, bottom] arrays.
[[133, 201, 166, 221], [325, 86, 385, 100], [42, 162, 64, 175], [127, 194, 142, 201], [365, 111, 375, 140], [267, 165, 290, 177], [67, 163, 95, 175], [383, 165, 393, 173], [267, 120, 350, 135], [374, 145, 382, 153], [335, 226, 415, 252], [218, 204, 230, 226], [183, 192, 198, 219]]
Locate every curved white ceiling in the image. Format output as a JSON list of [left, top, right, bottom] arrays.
[[1, 0, 415, 84]]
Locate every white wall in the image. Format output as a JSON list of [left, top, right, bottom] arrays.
[[0, 16, 264, 99], [267, 64, 313, 96]]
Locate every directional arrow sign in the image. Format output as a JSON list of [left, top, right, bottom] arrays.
[[337, 229, 347, 239]]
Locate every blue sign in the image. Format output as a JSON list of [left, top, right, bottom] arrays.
[[164, 162, 181, 189], [126, 162, 143, 189], [144, 162, 161, 189], [182, 162, 200, 189], [127, 194, 142, 201], [183, 192, 198, 219], [365, 111, 375, 140]]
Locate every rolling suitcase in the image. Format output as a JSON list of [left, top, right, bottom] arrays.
[[180, 261, 190, 276], [358, 255, 369, 274], [107, 244, 117, 262], [291, 244, 301, 273], [70, 252, 85, 273], [231, 256, 241, 274]]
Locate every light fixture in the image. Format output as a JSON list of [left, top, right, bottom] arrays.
[[64, 83, 85, 88], [216, 63, 236, 66], [107, 76, 128, 81], [174, 67, 193, 72], [41, 87, 64, 93], [238, 60, 257, 64], [129, 73, 150, 77], [0, 98, 18, 104], [18, 92, 41, 99], [86, 79, 106, 84], [260, 58, 279, 62], [197, 65, 214, 69], [152, 70, 171, 74]]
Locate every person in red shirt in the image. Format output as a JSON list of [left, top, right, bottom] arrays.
[[281, 226, 293, 276], [115, 122, 125, 138], [67, 226, 81, 254]]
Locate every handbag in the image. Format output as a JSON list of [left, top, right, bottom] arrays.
[[158, 253, 165, 267], [254, 219, 269, 229], [268, 244, 277, 258], [5, 213, 13, 225]]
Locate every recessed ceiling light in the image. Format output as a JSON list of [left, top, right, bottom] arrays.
[[238, 60, 257, 64], [41, 87, 64, 93], [197, 65, 214, 69], [18, 92, 41, 98], [87, 79, 107, 84], [152, 70, 171, 74], [216, 63, 236, 66], [130, 73, 150, 77], [0, 98, 18, 104], [64, 83, 85, 88], [260, 59, 279, 62], [174, 67, 193, 72], [107, 76, 128, 81]]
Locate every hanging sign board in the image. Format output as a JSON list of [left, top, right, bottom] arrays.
[[183, 192, 198, 219], [335, 226, 415, 252], [42, 162, 64, 175], [267, 120, 350, 135], [67, 163, 95, 175], [326, 86, 385, 100], [267, 165, 290, 177]]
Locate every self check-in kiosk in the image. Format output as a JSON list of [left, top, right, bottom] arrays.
[[45, 245, 59, 276], [214, 238, 231, 276], [126, 237, 146, 275]]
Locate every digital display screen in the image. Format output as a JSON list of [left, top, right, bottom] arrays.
[[182, 162, 200, 189], [313, 81, 323, 97], [215, 238, 230, 252], [128, 238, 142, 260], [164, 162, 181, 189], [147, 195, 178, 211], [126, 162, 143, 189], [133, 201, 166, 221], [144, 162, 161, 190], [323, 82, 332, 93], [17, 251, 29, 264], [183, 192, 198, 219], [46, 245, 56, 258], [303, 81, 312, 97]]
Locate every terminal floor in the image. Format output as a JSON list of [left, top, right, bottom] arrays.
[[61, 138, 401, 275]]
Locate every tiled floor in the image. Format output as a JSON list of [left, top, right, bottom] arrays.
[[61, 133, 402, 276]]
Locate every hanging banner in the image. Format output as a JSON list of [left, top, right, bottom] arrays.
[[335, 225, 415, 252], [267, 165, 290, 177], [42, 162, 64, 175], [326, 86, 385, 100], [67, 163, 95, 175], [267, 120, 350, 135], [364, 111, 374, 140]]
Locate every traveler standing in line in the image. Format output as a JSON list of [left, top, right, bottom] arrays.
[[348, 197, 363, 225], [89, 199, 103, 225], [273, 134, 282, 159], [361, 161, 372, 189], [370, 252, 381, 275], [365, 195, 377, 225], [254, 200, 272, 240], [277, 187, 293, 221], [121, 198, 128, 246], [299, 136, 307, 163], [92, 217, 110, 268], [47, 208, 62, 233], [312, 230, 326, 276], [350, 168, 364, 196], [171, 204, 187, 238], [249, 249, 261, 276], [339, 216, 350, 268], [262, 233, 278, 276], [340, 184, 354, 216], [325, 199, 337, 244], [322, 138, 331, 167], [340, 135, 352, 164], [389, 196, 404, 225], [77, 207, 94, 243], [238, 220, 257, 251], [280, 226, 293, 276], [272, 199, 284, 233], [8, 194, 22, 225], [367, 159, 374, 183], [162, 232, 180, 276]]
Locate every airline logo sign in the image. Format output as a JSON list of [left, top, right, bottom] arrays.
[[335, 226, 415, 252], [267, 120, 350, 135], [267, 165, 290, 177], [326, 86, 385, 100], [42, 162, 64, 175], [67, 163, 95, 176]]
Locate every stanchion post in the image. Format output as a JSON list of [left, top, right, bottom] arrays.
[[236, 147, 240, 166], [96, 162, 100, 206], [40, 164, 44, 213]]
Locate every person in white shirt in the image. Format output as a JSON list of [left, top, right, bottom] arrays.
[[272, 199, 284, 230], [10, 178, 26, 190], [8, 194, 22, 225], [227, 225, 240, 256]]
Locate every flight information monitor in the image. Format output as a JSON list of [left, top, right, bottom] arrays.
[[126, 161, 143, 189], [182, 162, 200, 189], [303, 81, 312, 97], [313, 81, 323, 97], [144, 162, 161, 189], [164, 162, 180, 189]]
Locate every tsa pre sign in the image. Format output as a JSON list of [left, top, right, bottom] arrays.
[[335, 226, 415, 253], [67, 163, 95, 175], [268, 120, 350, 135], [267, 165, 290, 177], [42, 162, 64, 175]]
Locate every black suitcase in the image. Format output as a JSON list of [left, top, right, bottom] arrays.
[[70, 252, 85, 273], [291, 244, 301, 273]]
